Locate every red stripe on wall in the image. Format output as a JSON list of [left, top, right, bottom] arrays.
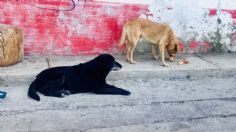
[[209, 9, 236, 19]]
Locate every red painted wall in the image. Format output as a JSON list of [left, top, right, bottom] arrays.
[[1, 0, 236, 54], [0, 0, 149, 55]]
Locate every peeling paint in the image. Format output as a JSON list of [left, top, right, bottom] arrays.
[[144, 0, 236, 53]]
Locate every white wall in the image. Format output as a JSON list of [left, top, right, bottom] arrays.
[[143, 0, 236, 52], [98, 0, 236, 52]]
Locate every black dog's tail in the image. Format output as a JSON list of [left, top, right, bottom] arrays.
[[28, 80, 40, 101]]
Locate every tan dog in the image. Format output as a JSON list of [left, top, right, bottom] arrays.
[[119, 18, 180, 66]]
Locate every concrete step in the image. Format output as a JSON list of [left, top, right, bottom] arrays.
[[0, 54, 236, 84]]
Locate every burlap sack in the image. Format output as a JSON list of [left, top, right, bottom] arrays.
[[0, 24, 23, 66]]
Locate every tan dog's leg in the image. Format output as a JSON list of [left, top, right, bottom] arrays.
[[159, 44, 169, 67], [127, 29, 140, 64], [129, 38, 138, 64], [126, 42, 131, 62], [151, 44, 158, 60]]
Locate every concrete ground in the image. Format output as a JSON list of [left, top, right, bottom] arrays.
[[0, 53, 236, 132]]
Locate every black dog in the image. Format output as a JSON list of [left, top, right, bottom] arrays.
[[28, 54, 130, 101]]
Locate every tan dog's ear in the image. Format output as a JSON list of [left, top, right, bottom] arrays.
[[174, 37, 180, 53], [175, 43, 180, 53]]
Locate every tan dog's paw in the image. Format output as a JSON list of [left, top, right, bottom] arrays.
[[163, 63, 169, 67], [169, 57, 174, 62], [153, 56, 159, 60], [130, 60, 136, 64]]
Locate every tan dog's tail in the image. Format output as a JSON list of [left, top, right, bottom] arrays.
[[118, 24, 127, 47]]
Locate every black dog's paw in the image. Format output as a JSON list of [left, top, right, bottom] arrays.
[[59, 90, 71, 97], [122, 90, 131, 96], [60, 93, 66, 98], [62, 90, 71, 95], [98, 87, 131, 96]]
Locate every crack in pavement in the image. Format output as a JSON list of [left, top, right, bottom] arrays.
[[151, 97, 236, 105], [195, 54, 222, 75]]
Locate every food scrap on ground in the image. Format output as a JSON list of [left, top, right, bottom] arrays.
[[177, 58, 189, 65]]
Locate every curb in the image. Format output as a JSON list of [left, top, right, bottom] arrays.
[[1, 54, 236, 84], [1, 67, 236, 85]]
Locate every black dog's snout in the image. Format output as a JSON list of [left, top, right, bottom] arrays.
[[113, 61, 122, 71]]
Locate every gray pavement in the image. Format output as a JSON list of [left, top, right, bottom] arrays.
[[0, 53, 236, 132]]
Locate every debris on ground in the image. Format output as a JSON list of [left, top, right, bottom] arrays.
[[177, 58, 189, 65], [0, 91, 7, 99]]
